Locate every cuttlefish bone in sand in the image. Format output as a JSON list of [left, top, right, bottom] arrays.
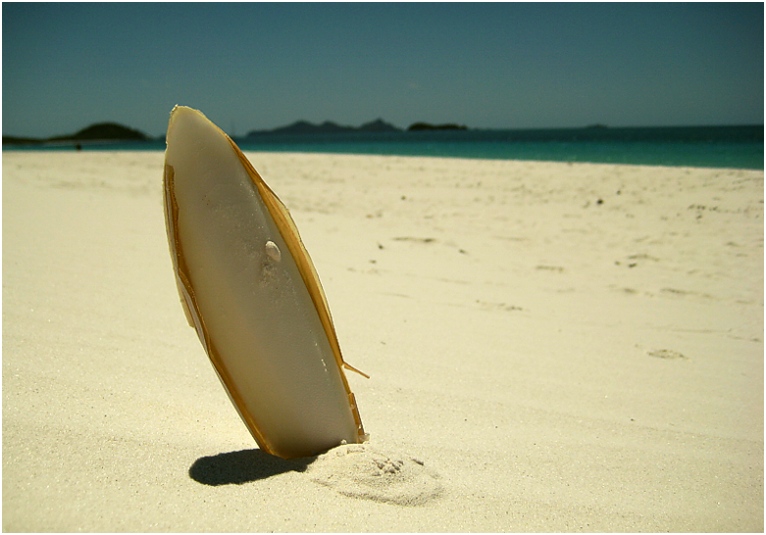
[[163, 105, 367, 459]]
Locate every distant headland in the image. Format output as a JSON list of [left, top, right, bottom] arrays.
[[407, 122, 468, 131], [247, 119, 470, 136], [3, 118, 475, 146], [3, 122, 149, 146], [246, 118, 403, 136]]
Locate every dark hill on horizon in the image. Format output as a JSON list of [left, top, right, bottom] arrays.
[[407, 122, 468, 131], [246, 119, 475, 137], [4, 122, 150, 145], [247, 118, 402, 136], [52, 122, 149, 141], [4, 117, 474, 145]]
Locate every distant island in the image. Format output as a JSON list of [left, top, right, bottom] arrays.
[[247, 118, 402, 136], [4, 117, 473, 146], [407, 122, 468, 131], [3, 122, 150, 146], [247, 119, 471, 136]]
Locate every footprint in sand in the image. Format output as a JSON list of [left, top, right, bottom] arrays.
[[307, 444, 443, 506], [648, 349, 688, 360]]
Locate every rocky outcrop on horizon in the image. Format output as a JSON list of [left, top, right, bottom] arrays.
[[4, 117, 474, 146], [407, 122, 468, 131], [3, 122, 150, 145], [246, 118, 402, 136], [54, 122, 149, 141]]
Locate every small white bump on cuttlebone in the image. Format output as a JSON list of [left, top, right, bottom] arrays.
[[265, 240, 281, 262]]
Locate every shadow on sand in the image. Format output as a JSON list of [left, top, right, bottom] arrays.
[[189, 449, 314, 486]]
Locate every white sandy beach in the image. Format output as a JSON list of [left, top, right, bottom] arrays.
[[2, 150, 763, 531]]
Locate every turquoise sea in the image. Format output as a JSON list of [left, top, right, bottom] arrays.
[[5, 125, 763, 170]]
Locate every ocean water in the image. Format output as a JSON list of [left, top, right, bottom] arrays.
[[5, 125, 763, 170]]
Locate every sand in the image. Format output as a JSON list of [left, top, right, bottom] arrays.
[[2, 150, 763, 531]]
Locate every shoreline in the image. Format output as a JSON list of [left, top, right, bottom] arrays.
[[3, 151, 763, 531], [3, 123, 763, 171], [2, 147, 762, 172]]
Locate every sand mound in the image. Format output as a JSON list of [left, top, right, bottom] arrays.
[[308, 444, 443, 506]]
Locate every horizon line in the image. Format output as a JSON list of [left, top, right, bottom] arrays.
[[4, 122, 763, 141]]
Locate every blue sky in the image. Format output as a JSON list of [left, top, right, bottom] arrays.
[[3, 2, 763, 138]]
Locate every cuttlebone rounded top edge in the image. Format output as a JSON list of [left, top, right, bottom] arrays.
[[165, 107, 243, 184], [169, 104, 209, 124], [166, 105, 227, 150], [167, 105, 208, 133]]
